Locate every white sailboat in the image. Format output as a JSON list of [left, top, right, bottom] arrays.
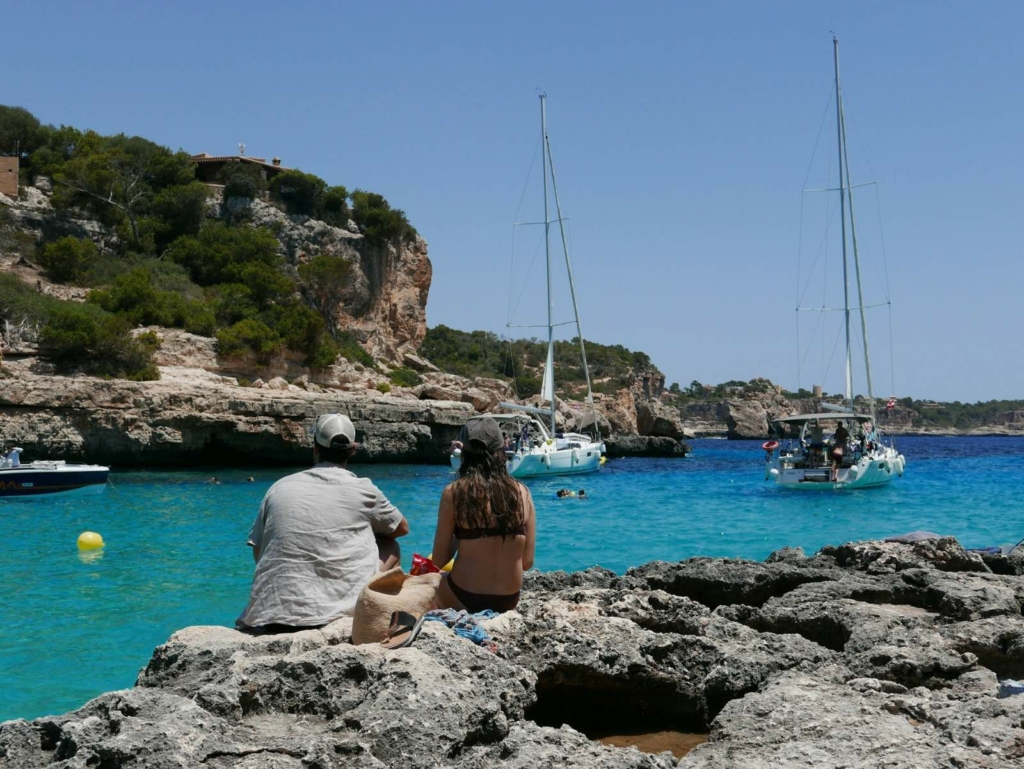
[[452, 94, 605, 479], [764, 38, 906, 490]]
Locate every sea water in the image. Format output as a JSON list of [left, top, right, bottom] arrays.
[[2, 435, 1022, 722]]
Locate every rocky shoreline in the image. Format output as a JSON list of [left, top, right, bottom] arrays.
[[0, 362, 688, 466], [3, 536, 1023, 767]]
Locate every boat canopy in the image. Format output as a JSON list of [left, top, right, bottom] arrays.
[[772, 412, 875, 425]]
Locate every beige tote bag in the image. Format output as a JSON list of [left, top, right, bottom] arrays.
[[351, 567, 441, 645]]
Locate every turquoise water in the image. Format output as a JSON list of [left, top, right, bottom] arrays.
[[2, 436, 1022, 722]]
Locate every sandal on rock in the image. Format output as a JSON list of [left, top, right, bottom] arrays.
[[380, 611, 426, 649]]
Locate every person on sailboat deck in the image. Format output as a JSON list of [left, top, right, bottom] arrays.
[[830, 422, 851, 481], [807, 421, 825, 463], [431, 416, 537, 613], [862, 422, 878, 451]]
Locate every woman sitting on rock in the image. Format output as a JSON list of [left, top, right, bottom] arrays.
[[431, 416, 536, 613]]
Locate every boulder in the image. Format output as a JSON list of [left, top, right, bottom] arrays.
[[635, 398, 688, 439]]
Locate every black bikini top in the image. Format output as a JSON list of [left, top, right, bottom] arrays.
[[454, 523, 527, 540]]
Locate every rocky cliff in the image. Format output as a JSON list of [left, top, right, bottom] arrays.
[[1, 184, 689, 461], [3, 536, 1023, 767], [225, 195, 431, 361], [2, 182, 432, 364]]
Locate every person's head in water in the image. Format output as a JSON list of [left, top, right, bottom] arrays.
[[556, 488, 575, 498], [452, 417, 523, 533], [578, 489, 586, 498], [313, 413, 359, 465]]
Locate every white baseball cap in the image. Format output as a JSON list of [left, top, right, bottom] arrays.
[[314, 413, 357, 449]]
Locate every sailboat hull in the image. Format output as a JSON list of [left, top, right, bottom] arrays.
[[449, 439, 605, 479], [768, 446, 904, 490], [508, 444, 603, 478]]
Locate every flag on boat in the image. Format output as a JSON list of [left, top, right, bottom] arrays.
[[886, 397, 896, 411]]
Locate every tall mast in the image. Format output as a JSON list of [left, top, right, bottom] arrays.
[[540, 94, 556, 436], [834, 36, 854, 411], [545, 110, 599, 438], [838, 77, 877, 423]]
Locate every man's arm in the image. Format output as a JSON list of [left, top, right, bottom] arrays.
[[380, 515, 410, 539], [369, 485, 409, 539]]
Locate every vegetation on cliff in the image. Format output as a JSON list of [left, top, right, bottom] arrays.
[[0, 104, 416, 378], [422, 325, 653, 397]]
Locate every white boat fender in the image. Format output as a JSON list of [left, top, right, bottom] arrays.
[[768, 467, 780, 479], [848, 466, 859, 480], [572, 448, 580, 465]]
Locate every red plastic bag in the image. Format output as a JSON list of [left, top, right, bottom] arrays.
[[410, 553, 441, 576]]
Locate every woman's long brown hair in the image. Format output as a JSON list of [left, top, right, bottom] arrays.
[[451, 443, 525, 535]]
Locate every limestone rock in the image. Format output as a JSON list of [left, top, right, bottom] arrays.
[[4, 537, 1024, 767], [0, 369, 473, 466], [635, 397, 688, 439]]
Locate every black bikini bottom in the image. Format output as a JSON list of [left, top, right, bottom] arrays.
[[447, 574, 520, 613]]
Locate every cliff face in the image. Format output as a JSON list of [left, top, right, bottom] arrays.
[[233, 197, 431, 361], [2, 183, 432, 364], [0, 365, 473, 466]]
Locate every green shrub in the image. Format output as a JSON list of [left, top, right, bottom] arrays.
[[321, 185, 349, 226], [218, 161, 268, 201], [165, 222, 280, 287], [150, 181, 210, 252], [239, 261, 296, 308], [210, 283, 256, 325], [0, 273, 63, 330], [388, 366, 422, 387], [335, 330, 374, 366], [376, 382, 391, 394], [263, 299, 323, 353], [306, 336, 338, 371], [182, 301, 216, 336], [269, 170, 327, 216], [350, 189, 416, 243], [39, 302, 158, 379], [216, 318, 281, 364], [38, 236, 98, 283]]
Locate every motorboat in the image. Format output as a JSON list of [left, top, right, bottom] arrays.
[[0, 448, 109, 497]]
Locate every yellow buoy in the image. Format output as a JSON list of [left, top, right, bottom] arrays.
[[77, 531, 104, 551]]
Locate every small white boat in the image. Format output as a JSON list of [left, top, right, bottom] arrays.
[[0, 448, 109, 498], [451, 414, 604, 479]]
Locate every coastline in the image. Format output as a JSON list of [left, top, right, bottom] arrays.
[[3, 536, 1022, 766]]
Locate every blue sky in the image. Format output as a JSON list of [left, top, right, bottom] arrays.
[[5, 1, 1022, 402]]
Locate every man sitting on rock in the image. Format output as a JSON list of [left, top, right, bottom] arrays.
[[237, 413, 409, 634]]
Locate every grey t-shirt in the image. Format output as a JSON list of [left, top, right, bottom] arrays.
[[238, 463, 404, 628]]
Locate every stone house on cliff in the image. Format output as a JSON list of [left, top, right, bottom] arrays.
[[191, 153, 291, 187], [0, 156, 18, 198]]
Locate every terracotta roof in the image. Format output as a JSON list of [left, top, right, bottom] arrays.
[[190, 154, 290, 171]]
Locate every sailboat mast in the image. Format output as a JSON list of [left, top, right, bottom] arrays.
[[544, 113, 599, 438], [838, 84, 878, 424], [540, 94, 556, 436], [834, 37, 854, 411]]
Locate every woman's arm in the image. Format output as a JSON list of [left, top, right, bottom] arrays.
[[431, 485, 457, 567], [521, 484, 536, 571]]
